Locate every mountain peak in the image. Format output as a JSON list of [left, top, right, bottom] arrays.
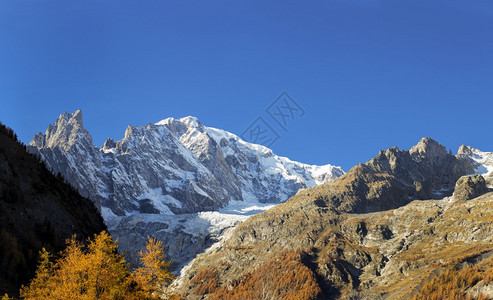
[[179, 116, 200, 127], [409, 137, 448, 160], [71, 109, 83, 126], [29, 109, 92, 151], [57, 109, 83, 127], [458, 144, 474, 155], [155, 116, 201, 129]]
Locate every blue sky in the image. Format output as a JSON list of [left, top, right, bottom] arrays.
[[1, 1, 492, 171]]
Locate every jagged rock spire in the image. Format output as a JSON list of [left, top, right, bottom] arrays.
[[29, 109, 92, 151]]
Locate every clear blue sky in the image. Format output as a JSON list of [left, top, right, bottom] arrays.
[[1, 1, 493, 171]]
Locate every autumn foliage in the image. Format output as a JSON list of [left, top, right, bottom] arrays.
[[412, 262, 493, 300], [18, 231, 174, 300], [190, 250, 322, 300], [133, 237, 175, 298], [190, 268, 220, 295]]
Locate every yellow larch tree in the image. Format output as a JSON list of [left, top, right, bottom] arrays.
[[19, 232, 175, 299], [132, 236, 176, 298], [19, 247, 53, 299]]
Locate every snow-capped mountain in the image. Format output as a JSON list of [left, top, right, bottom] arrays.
[[458, 145, 493, 175], [28, 110, 343, 268]]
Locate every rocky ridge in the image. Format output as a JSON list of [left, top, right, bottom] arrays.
[[179, 138, 493, 299]]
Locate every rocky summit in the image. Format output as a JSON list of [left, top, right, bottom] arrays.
[[28, 110, 343, 269], [177, 138, 493, 299]]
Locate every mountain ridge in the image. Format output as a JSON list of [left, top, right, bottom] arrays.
[[29, 110, 344, 216], [28, 110, 343, 269], [177, 137, 493, 299]]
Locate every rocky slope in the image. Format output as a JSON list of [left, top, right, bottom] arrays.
[[28, 110, 343, 268], [179, 138, 493, 299], [0, 123, 106, 296]]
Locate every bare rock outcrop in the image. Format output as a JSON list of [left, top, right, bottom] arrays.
[[453, 174, 489, 201]]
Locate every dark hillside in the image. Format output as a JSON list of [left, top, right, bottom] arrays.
[[0, 123, 106, 296]]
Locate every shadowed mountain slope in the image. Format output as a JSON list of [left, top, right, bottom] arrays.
[[0, 123, 106, 296]]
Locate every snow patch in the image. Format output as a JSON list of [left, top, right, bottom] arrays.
[[137, 187, 183, 214], [468, 148, 493, 175], [190, 182, 211, 199]]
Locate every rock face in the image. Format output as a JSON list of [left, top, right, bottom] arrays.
[[29, 110, 105, 210], [28, 110, 343, 268], [178, 138, 490, 299], [302, 137, 478, 214], [453, 175, 489, 201], [29, 110, 343, 216], [0, 123, 106, 296]]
